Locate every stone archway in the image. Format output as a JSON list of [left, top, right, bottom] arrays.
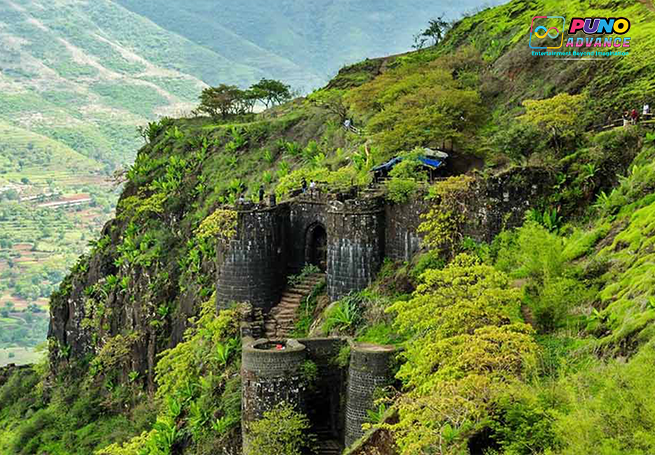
[[305, 223, 327, 271]]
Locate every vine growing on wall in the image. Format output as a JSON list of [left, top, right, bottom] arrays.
[[419, 175, 475, 255]]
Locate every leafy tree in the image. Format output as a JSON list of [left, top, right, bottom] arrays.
[[308, 89, 349, 122], [414, 16, 450, 49], [196, 84, 245, 119], [248, 403, 316, 455], [347, 66, 483, 153], [386, 254, 538, 454], [251, 78, 292, 109], [519, 93, 587, 153]]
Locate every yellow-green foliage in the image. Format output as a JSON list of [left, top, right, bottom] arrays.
[[275, 166, 369, 197], [89, 332, 143, 379], [386, 254, 538, 454], [248, 403, 316, 455], [346, 61, 483, 154], [520, 94, 586, 137], [494, 221, 567, 283], [418, 175, 475, 253], [118, 193, 167, 221], [97, 299, 242, 455], [551, 342, 655, 455], [519, 92, 587, 153], [594, 146, 655, 218], [155, 299, 240, 400], [494, 221, 597, 332], [596, 201, 655, 348], [195, 209, 238, 242], [95, 432, 153, 455]]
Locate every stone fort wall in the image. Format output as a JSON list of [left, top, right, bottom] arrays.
[[215, 194, 426, 310], [233, 167, 552, 452], [241, 336, 396, 454], [215, 167, 551, 311]]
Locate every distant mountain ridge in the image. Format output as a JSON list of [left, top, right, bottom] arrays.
[[0, 0, 501, 339]]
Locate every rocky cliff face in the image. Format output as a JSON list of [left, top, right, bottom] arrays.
[[44, 109, 334, 385]]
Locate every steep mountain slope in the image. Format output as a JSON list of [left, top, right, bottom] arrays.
[[0, 0, 501, 349], [4, 0, 655, 454], [115, 0, 503, 85]]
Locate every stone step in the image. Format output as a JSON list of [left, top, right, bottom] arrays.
[[264, 274, 327, 339], [285, 292, 306, 299], [316, 440, 342, 455], [275, 318, 295, 325], [274, 300, 300, 307], [271, 306, 300, 315], [292, 284, 316, 290]]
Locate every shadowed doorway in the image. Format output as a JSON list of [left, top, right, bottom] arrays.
[[306, 224, 327, 271]]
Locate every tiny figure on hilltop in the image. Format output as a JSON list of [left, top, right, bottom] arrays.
[[631, 108, 639, 125], [644, 103, 651, 116], [623, 111, 630, 127], [301, 177, 307, 194], [259, 184, 265, 203]]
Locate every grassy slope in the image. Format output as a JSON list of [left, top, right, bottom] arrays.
[[442, 0, 655, 117], [4, 0, 655, 453]]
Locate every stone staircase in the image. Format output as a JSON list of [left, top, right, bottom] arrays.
[[264, 273, 325, 339]]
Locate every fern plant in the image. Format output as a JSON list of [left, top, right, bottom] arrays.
[[323, 294, 363, 334], [215, 338, 239, 366], [262, 148, 275, 164], [366, 403, 387, 424]]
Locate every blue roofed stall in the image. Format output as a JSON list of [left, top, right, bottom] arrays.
[[372, 148, 449, 182]]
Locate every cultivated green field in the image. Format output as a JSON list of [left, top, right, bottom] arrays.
[[0, 346, 45, 367]]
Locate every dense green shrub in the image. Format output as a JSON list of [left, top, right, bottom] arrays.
[[248, 403, 316, 455], [323, 294, 365, 335], [386, 254, 538, 454], [493, 122, 546, 162]]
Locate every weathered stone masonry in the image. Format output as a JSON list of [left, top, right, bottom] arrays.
[[345, 344, 396, 447], [216, 195, 420, 309], [327, 198, 385, 301], [216, 206, 289, 313], [241, 336, 396, 453], [215, 167, 552, 312]]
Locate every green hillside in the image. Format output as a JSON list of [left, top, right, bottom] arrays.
[[1, 0, 492, 345], [114, 0, 502, 86], [6, 0, 655, 454]]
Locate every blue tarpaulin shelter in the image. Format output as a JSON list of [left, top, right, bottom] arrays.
[[418, 157, 443, 169], [372, 155, 445, 173], [371, 157, 404, 173]]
